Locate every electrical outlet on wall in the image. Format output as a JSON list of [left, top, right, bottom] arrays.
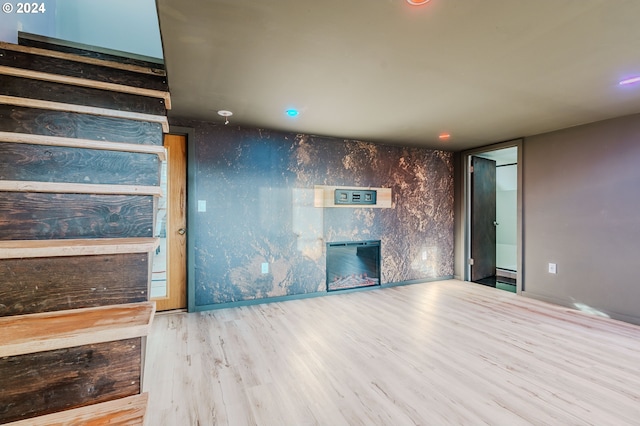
[[261, 262, 269, 274], [548, 263, 557, 274]]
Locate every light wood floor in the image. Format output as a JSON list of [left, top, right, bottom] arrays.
[[143, 280, 640, 425]]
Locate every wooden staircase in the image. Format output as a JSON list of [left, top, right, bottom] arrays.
[[0, 34, 169, 424]]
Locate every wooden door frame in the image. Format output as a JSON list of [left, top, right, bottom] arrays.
[[155, 126, 195, 311], [459, 139, 524, 294], [170, 126, 196, 312]]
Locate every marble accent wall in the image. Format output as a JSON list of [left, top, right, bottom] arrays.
[[175, 120, 454, 308]]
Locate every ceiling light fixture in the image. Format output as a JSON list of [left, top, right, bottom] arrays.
[[285, 109, 300, 117], [439, 133, 451, 140], [619, 76, 640, 86], [217, 110, 233, 125], [407, 0, 431, 5]]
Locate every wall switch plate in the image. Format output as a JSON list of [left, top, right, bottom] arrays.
[[198, 200, 206, 212], [422, 251, 427, 260], [548, 263, 557, 274], [261, 263, 269, 274]]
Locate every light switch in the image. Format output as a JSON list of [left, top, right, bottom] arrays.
[[198, 200, 206, 212], [548, 263, 557, 274]]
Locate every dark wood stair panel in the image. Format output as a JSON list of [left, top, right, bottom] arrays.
[[0, 37, 161, 424], [18, 32, 165, 71], [0, 253, 149, 317], [0, 74, 167, 115], [0, 67, 171, 110], [0, 193, 154, 240], [0, 105, 163, 145], [0, 95, 169, 133], [0, 338, 142, 424], [0, 40, 164, 77], [0, 45, 168, 91], [0, 143, 160, 185]]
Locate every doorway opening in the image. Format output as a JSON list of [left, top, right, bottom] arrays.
[[465, 144, 520, 293]]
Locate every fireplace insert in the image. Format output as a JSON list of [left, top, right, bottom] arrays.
[[326, 240, 380, 291]]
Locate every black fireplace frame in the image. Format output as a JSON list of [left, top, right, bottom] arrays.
[[326, 240, 381, 292]]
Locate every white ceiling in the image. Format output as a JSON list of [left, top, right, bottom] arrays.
[[156, 0, 640, 151]]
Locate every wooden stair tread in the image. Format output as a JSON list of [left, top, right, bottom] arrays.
[[0, 237, 159, 259], [5, 393, 149, 426], [0, 104, 164, 146], [0, 180, 162, 196], [0, 131, 166, 160], [0, 95, 169, 133], [18, 32, 165, 72], [0, 66, 172, 110], [1, 39, 165, 76], [0, 302, 155, 357], [1, 39, 167, 92]]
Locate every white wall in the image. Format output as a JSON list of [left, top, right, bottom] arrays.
[[496, 164, 517, 270], [0, 0, 162, 58]]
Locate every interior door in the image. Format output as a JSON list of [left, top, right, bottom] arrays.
[[471, 156, 497, 282], [153, 134, 187, 311]]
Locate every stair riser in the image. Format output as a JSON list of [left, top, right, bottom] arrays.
[[0, 105, 164, 145]]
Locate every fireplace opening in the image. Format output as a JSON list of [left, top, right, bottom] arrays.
[[326, 240, 380, 291]]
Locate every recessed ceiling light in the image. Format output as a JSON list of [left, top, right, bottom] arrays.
[[285, 109, 299, 117], [619, 76, 640, 86], [407, 0, 431, 5], [439, 133, 451, 140]]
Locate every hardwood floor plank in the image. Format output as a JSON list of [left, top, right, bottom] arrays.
[[143, 280, 640, 425]]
